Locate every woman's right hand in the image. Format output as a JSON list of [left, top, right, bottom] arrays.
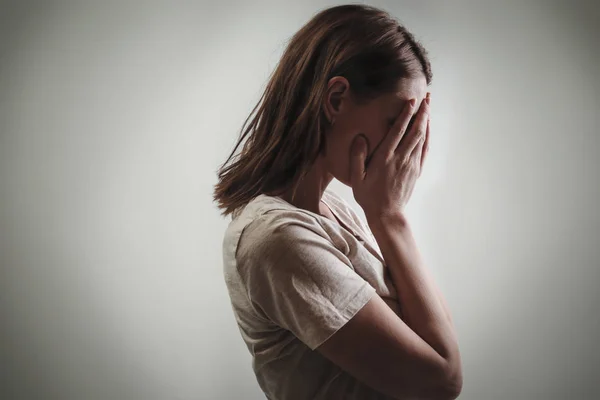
[[349, 93, 431, 220]]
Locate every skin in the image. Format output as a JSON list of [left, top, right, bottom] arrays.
[[279, 76, 463, 398], [279, 75, 428, 219]]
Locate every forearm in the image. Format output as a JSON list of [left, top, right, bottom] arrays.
[[392, 258, 454, 329], [425, 261, 456, 330], [368, 211, 460, 367]]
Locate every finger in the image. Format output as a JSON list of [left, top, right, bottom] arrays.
[[420, 117, 430, 172], [411, 135, 425, 175], [349, 134, 368, 185], [401, 95, 430, 159], [379, 98, 416, 161], [413, 135, 425, 169]]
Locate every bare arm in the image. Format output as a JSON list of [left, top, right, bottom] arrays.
[[317, 212, 462, 400], [381, 231, 455, 330], [367, 211, 461, 379], [382, 223, 455, 331], [427, 260, 455, 329]]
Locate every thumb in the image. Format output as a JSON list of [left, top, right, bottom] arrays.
[[350, 134, 367, 185]]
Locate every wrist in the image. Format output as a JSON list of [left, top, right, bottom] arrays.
[[366, 209, 410, 236]]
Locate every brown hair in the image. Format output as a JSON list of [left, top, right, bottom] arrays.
[[213, 4, 432, 218]]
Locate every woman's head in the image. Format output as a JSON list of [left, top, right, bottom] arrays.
[[321, 75, 428, 187], [214, 4, 432, 217]]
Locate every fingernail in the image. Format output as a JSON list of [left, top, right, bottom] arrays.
[[425, 92, 430, 105], [409, 98, 416, 108]]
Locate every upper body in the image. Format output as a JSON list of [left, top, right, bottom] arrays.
[[214, 4, 462, 400], [222, 188, 400, 400]]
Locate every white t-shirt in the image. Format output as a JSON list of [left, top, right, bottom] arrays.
[[222, 188, 401, 400]]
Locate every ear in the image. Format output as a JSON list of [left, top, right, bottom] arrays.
[[323, 76, 350, 125]]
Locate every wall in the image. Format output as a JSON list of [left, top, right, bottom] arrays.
[[1, 1, 598, 399]]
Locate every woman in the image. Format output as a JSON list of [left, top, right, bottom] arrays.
[[213, 4, 462, 399]]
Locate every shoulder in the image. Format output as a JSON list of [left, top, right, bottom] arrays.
[[235, 199, 328, 261]]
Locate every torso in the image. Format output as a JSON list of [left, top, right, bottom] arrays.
[[222, 189, 401, 400]]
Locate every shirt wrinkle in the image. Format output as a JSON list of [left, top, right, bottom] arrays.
[[222, 189, 397, 400]]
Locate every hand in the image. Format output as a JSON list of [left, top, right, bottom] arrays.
[[349, 93, 431, 220]]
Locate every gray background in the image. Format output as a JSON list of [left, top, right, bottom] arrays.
[[1, 1, 598, 399]]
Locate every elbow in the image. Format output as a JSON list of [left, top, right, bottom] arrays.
[[438, 360, 463, 400], [419, 357, 462, 400], [394, 371, 462, 400], [418, 372, 461, 400], [390, 352, 463, 400], [392, 361, 463, 400], [441, 375, 462, 400]]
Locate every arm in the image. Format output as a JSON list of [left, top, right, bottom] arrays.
[[426, 260, 456, 329], [368, 212, 461, 368], [389, 231, 456, 331], [317, 211, 462, 399], [379, 231, 454, 330]]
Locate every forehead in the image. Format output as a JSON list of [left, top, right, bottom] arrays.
[[393, 76, 428, 101], [376, 76, 428, 111]]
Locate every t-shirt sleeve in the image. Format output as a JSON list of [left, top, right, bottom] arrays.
[[237, 216, 377, 350]]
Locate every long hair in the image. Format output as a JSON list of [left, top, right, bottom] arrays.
[[213, 4, 432, 218]]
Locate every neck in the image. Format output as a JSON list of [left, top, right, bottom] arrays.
[[278, 156, 334, 215]]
